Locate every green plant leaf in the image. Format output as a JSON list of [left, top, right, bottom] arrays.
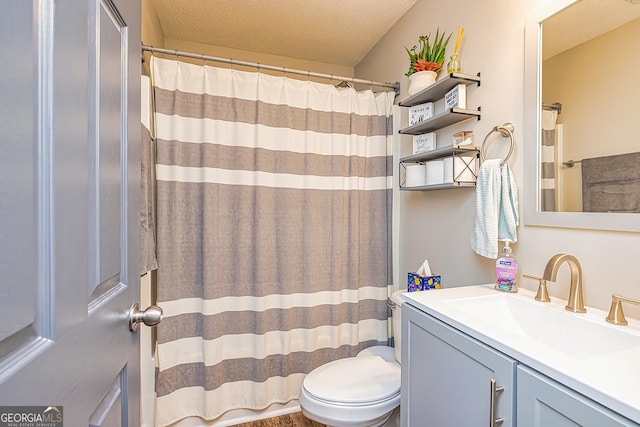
[[405, 27, 452, 77], [406, 29, 451, 75]]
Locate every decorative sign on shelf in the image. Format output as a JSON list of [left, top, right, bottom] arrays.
[[413, 133, 436, 154], [409, 102, 434, 126], [444, 84, 467, 109]]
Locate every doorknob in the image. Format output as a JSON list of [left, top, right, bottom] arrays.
[[128, 303, 163, 331]]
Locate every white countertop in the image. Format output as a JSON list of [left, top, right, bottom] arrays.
[[402, 284, 640, 424]]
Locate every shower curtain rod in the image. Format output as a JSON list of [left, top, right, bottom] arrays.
[[142, 45, 400, 95], [542, 102, 562, 113], [562, 159, 582, 168]]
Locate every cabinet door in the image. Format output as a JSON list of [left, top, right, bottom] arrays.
[[517, 366, 638, 427], [401, 304, 516, 427]]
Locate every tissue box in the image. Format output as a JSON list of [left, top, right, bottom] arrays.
[[412, 132, 436, 154], [407, 272, 442, 292], [409, 102, 434, 126]]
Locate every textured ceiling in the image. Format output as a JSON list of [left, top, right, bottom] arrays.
[[150, 0, 418, 67]]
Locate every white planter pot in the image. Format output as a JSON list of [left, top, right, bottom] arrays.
[[407, 71, 437, 96]]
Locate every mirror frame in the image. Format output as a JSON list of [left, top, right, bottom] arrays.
[[523, 0, 640, 233]]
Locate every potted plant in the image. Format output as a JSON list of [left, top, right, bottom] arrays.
[[405, 29, 451, 95]]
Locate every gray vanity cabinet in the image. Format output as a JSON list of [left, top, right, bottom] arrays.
[[401, 303, 516, 426], [517, 365, 638, 427]]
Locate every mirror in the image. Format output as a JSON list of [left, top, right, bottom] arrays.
[[524, 0, 640, 232]]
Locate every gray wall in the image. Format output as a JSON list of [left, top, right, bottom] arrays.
[[356, 0, 640, 318]]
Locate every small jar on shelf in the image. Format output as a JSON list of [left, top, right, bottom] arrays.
[[447, 54, 461, 73]]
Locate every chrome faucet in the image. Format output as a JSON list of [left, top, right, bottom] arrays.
[[542, 254, 586, 313]]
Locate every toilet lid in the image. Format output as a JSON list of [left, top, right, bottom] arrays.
[[303, 356, 400, 404]]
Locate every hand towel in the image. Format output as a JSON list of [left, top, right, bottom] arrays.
[[471, 159, 519, 258], [498, 162, 519, 242]]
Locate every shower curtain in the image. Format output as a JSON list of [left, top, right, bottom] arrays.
[[151, 57, 395, 426], [541, 109, 558, 211]]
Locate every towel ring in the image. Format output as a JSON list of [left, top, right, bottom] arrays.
[[480, 122, 515, 166]]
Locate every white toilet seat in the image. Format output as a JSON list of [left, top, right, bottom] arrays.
[[303, 355, 400, 404], [299, 350, 401, 427]]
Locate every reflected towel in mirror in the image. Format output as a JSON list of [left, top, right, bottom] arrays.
[[582, 152, 640, 213]]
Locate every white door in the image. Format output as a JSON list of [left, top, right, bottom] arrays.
[[0, 1, 144, 426]]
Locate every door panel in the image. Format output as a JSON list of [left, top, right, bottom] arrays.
[[0, 0, 141, 426], [517, 366, 636, 427], [90, 0, 128, 303], [89, 370, 125, 427], [0, 0, 51, 376], [0, 0, 38, 344], [97, 0, 124, 291]]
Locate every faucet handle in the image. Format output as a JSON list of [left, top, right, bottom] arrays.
[[523, 274, 551, 303], [606, 294, 640, 326]]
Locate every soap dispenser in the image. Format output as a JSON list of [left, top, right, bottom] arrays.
[[495, 242, 518, 292]]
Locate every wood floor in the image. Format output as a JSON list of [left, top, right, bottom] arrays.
[[232, 412, 325, 427]]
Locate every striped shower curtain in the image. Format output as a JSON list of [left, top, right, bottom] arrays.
[[151, 57, 395, 426], [541, 109, 558, 211]]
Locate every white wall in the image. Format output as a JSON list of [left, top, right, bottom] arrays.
[[356, 0, 640, 319], [162, 38, 355, 81]]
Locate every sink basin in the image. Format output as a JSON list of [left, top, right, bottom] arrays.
[[443, 292, 640, 359]]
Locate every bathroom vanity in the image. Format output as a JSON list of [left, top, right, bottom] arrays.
[[400, 285, 640, 426]]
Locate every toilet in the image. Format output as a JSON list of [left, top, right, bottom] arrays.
[[299, 290, 405, 427]]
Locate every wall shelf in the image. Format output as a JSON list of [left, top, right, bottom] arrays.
[[400, 181, 477, 191], [399, 107, 481, 135], [400, 146, 479, 163], [399, 146, 480, 191], [397, 72, 481, 191], [399, 72, 481, 107]]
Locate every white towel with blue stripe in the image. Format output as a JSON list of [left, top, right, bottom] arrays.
[[471, 159, 519, 259]]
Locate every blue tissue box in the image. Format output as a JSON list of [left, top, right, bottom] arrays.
[[407, 272, 441, 292]]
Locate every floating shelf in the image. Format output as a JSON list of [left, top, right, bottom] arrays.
[[399, 146, 480, 191], [399, 72, 481, 107], [399, 108, 481, 135], [400, 182, 477, 191], [399, 146, 480, 163]]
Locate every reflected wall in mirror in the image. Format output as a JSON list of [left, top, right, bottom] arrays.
[[523, 0, 640, 232], [542, 0, 640, 213]]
